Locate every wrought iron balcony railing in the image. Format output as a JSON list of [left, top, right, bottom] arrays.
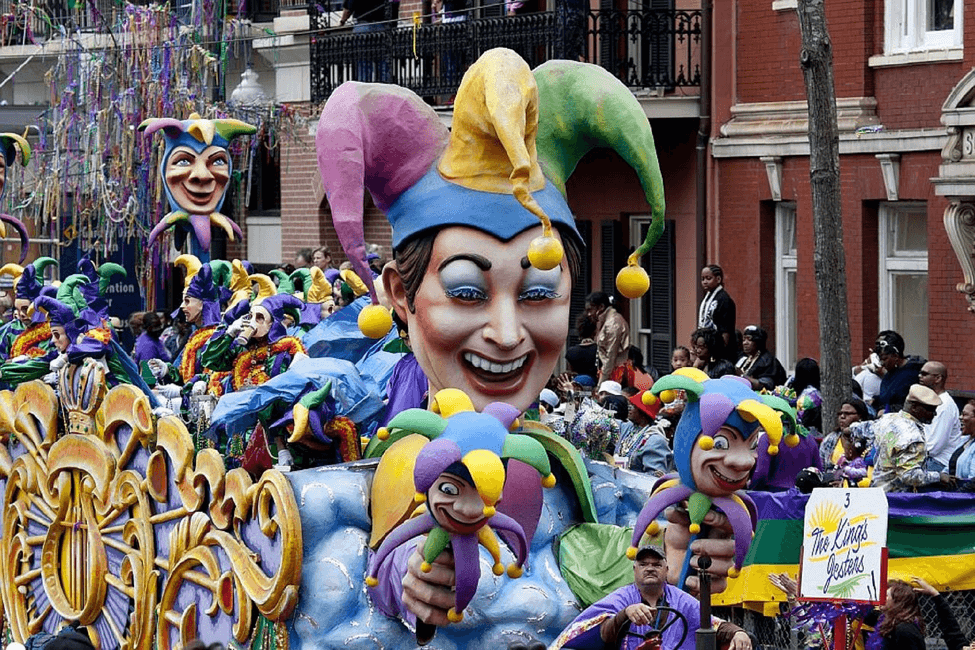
[[310, 7, 701, 104]]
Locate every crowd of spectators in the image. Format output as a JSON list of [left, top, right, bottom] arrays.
[[547, 269, 975, 495]]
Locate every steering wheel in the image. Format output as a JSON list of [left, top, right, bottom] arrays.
[[616, 606, 689, 650]]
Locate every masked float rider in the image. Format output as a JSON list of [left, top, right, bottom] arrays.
[[148, 259, 223, 396], [199, 290, 308, 467], [0, 257, 57, 363]]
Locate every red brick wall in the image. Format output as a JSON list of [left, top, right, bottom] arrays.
[[714, 150, 975, 388], [280, 110, 397, 267], [873, 62, 962, 131]]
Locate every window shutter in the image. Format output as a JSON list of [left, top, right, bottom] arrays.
[[568, 220, 593, 345], [647, 219, 675, 376], [601, 219, 622, 294]]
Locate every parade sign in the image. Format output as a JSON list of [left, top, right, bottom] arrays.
[[799, 488, 888, 604]]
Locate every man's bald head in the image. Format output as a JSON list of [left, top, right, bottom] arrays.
[[919, 361, 948, 392]]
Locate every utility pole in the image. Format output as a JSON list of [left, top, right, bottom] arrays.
[[796, 0, 850, 431]]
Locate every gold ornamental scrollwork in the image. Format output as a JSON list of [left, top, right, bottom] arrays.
[[0, 376, 302, 650]]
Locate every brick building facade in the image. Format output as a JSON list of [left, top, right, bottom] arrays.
[[711, 0, 975, 389]]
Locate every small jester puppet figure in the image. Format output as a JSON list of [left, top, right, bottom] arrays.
[[366, 389, 556, 643], [138, 113, 256, 254], [0, 132, 32, 263], [0, 256, 57, 360], [629, 369, 784, 586]]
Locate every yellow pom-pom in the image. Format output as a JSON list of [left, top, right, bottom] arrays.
[[358, 304, 393, 339], [447, 608, 464, 623], [365, 576, 379, 587], [727, 566, 740, 578], [660, 389, 677, 404], [698, 436, 714, 451], [493, 562, 505, 576], [645, 520, 660, 536], [616, 264, 650, 299], [420, 561, 432, 573], [857, 477, 871, 488], [376, 427, 390, 441], [483, 505, 496, 517], [626, 546, 638, 560], [642, 392, 658, 407], [768, 445, 779, 456], [507, 564, 524, 578], [414, 492, 426, 503], [541, 473, 557, 488], [510, 418, 520, 431], [527, 235, 564, 270], [785, 433, 800, 448], [689, 523, 701, 534]]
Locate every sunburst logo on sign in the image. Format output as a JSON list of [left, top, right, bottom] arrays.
[[809, 500, 843, 538]]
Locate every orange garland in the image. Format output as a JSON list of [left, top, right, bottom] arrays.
[[231, 336, 306, 391], [179, 325, 217, 383], [10, 322, 52, 359]]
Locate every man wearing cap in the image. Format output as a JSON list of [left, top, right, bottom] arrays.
[[555, 543, 752, 649], [854, 384, 956, 492], [612, 390, 671, 475]]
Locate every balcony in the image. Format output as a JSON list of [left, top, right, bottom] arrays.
[[309, 7, 701, 104]]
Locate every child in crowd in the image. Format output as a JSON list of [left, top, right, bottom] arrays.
[[671, 345, 691, 371]]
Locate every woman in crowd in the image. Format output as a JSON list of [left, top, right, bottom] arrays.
[[819, 396, 872, 472], [875, 578, 968, 650], [690, 327, 734, 378], [949, 399, 975, 484], [735, 325, 786, 391], [611, 390, 670, 475]]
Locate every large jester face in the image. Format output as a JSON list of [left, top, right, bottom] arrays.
[[139, 114, 256, 217], [164, 144, 231, 215]]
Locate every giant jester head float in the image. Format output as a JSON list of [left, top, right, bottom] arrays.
[[316, 48, 666, 413], [138, 113, 256, 253], [628, 369, 784, 577], [366, 389, 555, 630], [0, 132, 32, 263]]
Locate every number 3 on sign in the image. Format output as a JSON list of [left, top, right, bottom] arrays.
[[844, 492, 850, 507]]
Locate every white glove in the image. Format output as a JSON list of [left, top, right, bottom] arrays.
[[49, 353, 67, 371], [148, 359, 168, 380], [275, 448, 294, 468], [155, 384, 182, 399], [152, 406, 175, 418], [41, 372, 58, 385], [192, 380, 207, 396], [227, 315, 250, 338], [9, 355, 28, 364]]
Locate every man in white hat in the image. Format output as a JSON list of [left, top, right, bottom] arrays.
[[860, 384, 957, 492]]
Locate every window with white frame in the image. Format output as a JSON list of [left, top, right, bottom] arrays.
[[775, 203, 798, 373], [885, 0, 962, 53], [879, 202, 928, 360]]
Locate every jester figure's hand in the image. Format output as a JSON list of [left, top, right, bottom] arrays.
[[402, 535, 456, 627], [664, 507, 736, 597]]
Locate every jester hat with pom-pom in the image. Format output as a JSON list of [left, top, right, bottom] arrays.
[[316, 48, 666, 336], [366, 389, 555, 622], [0, 257, 57, 303], [138, 113, 256, 251], [627, 372, 782, 575]]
